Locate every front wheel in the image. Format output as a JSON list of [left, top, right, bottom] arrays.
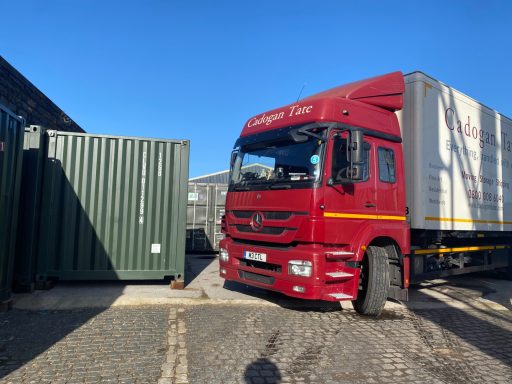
[[352, 246, 390, 316]]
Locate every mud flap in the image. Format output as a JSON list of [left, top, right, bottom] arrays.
[[388, 285, 408, 301]]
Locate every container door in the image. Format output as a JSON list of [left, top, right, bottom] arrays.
[[212, 185, 227, 250], [206, 184, 215, 250], [186, 184, 196, 251], [14, 126, 46, 291], [0, 105, 24, 301], [36, 132, 189, 280], [186, 183, 210, 251]]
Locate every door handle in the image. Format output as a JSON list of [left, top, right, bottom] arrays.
[[364, 202, 376, 208]]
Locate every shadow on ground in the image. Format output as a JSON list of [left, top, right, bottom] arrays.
[[405, 274, 512, 374], [0, 308, 105, 378], [1, 159, 128, 379], [184, 252, 218, 286], [0, 306, 168, 382], [229, 272, 512, 380], [223, 279, 343, 312], [244, 358, 281, 384]]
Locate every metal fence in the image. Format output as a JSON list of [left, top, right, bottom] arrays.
[[186, 183, 227, 252]]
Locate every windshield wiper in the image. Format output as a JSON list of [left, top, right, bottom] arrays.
[[233, 186, 251, 191], [268, 183, 292, 190]]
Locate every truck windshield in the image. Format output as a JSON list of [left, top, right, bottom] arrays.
[[229, 128, 325, 191]]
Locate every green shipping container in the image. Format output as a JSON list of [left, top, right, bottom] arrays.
[[36, 130, 189, 282], [14, 126, 46, 292], [0, 104, 24, 303]]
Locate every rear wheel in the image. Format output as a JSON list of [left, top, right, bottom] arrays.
[[352, 246, 390, 316]]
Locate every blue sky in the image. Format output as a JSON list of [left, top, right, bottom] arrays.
[[2, 0, 511, 178]]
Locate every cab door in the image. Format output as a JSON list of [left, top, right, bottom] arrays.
[[322, 132, 377, 244], [374, 142, 403, 219]]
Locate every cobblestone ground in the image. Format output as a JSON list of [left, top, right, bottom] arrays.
[[1, 304, 511, 383], [184, 305, 512, 384], [0, 307, 168, 383]]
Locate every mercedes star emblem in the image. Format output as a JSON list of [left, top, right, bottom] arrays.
[[250, 212, 264, 232]]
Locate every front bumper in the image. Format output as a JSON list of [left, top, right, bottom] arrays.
[[219, 238, 359, 301]]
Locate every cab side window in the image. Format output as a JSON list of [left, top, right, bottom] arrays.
[[332, 137, 370, 182], [378, 147, 396, 183]]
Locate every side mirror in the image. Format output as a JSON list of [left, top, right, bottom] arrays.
[[230, 150, 238, 168], [348, 130, 364, 181]]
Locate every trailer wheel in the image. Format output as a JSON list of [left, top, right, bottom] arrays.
[[352, 246, 390, 316]]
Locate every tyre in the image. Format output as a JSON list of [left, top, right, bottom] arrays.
[[352, 245, 390, 316]]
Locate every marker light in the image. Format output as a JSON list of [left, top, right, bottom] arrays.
[[288, 260, 313, 277], [292, 285, 306, 293]]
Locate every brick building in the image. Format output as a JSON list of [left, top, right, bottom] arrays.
[[0, 56, 83, 132]]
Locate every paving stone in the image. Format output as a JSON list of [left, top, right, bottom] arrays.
[[0, 307, 168, 383], [184, 305, 512, 384], [1, 300, 512, 383]]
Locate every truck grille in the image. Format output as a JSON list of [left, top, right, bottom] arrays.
[[238, 270, 275, 285], [232, 211, 297, 220], [235, 225, 291, 235]]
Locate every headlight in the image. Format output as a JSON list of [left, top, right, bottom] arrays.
[[219, 248, 229, 262], [288, 260, 312, 277]]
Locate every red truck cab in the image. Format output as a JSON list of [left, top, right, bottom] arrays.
[[219, 72, 410, 315]]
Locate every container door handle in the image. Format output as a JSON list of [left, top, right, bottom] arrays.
[[364, 202, 376, 208]]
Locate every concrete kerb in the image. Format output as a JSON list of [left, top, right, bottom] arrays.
[[10, 252, 512, 313], [12, 291, 512, 313]]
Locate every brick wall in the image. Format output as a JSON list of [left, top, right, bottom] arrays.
[[0, 56, 84, 133]]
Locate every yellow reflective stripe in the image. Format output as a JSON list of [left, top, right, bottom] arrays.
[[413, 245, 509, 255], [324, 212, 406, 221], [425, 216, 512, 225]]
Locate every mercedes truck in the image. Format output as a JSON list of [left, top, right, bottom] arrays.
[[219, 71, 512, 315]]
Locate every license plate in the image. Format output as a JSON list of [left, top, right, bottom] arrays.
[[244, 251, 267, 262]]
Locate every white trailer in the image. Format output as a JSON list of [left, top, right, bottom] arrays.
[[398, 72, 512, 232]]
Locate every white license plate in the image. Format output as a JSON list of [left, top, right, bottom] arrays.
[[244, 251, 267, 262]]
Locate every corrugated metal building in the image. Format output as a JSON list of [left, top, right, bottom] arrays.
[[189, 169, 230, 184], [189, 163, 271, 184]]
